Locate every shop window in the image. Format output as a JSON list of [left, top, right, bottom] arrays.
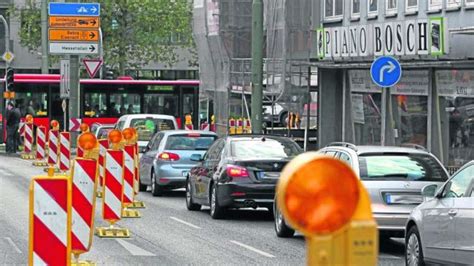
[[385, 0, 398, 16], [405, 0, 418, 13], [352, 93, 382, 145], [324, 0, 343, 21], [427, 0, 442, 12], [144, 94, 179, 117], [84, 92, 107, 117], [392, 95, 428, 147], [437, 70, 474, 167], [109, 93, 140, 117], [351, 0, 361, 19], [447, 0, 461, 9], [466, 0, 474, 8], [368, 0, 378, 18]]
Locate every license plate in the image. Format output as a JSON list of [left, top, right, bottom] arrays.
[[258, 172, 280, 179], [182, 171, 189, 177]]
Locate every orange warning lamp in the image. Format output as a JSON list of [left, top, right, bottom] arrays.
[[108, 129, 122, 143], [51, 120, 59, 130], [78, 132, 97, 151], [80, 123, 90, 133], [276, 154, 378, 265], [25, 114, 34, 124], [122, 128, 134, 141]]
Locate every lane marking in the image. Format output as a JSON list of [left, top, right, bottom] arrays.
[[230, 240, 275, 258], [115, 239, 156, 257], [5, 237, 22, 254], [170, 216, 201, 229]]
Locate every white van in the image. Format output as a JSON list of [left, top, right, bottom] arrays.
[[115, 114, 178, 152]]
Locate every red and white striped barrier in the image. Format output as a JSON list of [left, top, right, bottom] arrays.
[[29, 176, 71, 265], [123, 145, 135, 206], [36, 126, 46, 160], [98, 139, 109, 189], [134, 143, 140, 194], [77, 146, 84, 158], [71, 158, 97, 254], [48, 130, 60, 166], [24, 123, 34, 154], [103, 150, 124, 222], [59, 132, 71, 172], [200, 122, 210, 131]]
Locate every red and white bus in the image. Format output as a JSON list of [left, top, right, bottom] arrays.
[[2, 74, 200, 133]]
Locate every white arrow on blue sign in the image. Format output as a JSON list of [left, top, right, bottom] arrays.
[[49, 3, 100, 16], [370, 56, 402, 88]]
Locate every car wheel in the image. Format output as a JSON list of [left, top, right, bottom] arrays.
[[209, 183, 225, 219], [151, 172, 163, 197], [186, 178, 201, 211], [406, 226, 425, 266], [274, 202, 295, 238]]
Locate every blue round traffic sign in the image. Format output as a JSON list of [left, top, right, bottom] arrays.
[[370, 56, 402, 87]]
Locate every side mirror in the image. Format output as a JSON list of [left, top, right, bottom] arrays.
[[190, 154, 203, 162], [421, 184, 438, 199]]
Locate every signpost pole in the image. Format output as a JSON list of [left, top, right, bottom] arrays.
[[41, 0, 48, 74], [69, 55, 80, 147], [0, 15, 9, 145]]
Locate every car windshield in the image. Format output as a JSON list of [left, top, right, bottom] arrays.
[[231, 138, 302, 159], [358, 154, 448, 181], [165, 134, 217, 150], [97, 127, 112, 139], [130, 118, 175, 141]]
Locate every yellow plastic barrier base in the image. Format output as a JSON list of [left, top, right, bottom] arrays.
[[96, 191, 103, 198], [95, 227, 130, 238], [122, 209, 141, 218], [43, 167, 60, 173], [71, 260, 96, 266], [128, 201, 146, 209], [32, 161, 49, 167], [21, 154, 35, 160]]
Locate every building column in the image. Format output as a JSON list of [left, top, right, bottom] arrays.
[[318, 68, 343, 148], [428, 68, 445, 164], [342, 69, 355, 143]]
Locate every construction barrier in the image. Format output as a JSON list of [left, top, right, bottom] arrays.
[[229, 118, 236, 135], [96, 129, 130, 238], [97, 139, 109, 198], [184, 114, 193, 130], [200, 122, 210, 131], [127, 129, 145, 209], [48, 130, 60, 167], [76, 123, 90, 158], [33, 126, 48, 167], [71, 158, 98, 262], [236, 118, 243, 134], [59, 132, 71, 172], [29, 172, 71, 265], [122, 144, 140, 217], [24, 123, 34, 154]]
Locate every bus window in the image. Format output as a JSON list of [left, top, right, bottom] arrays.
[[15, 92, 48, 117], [110, 93, 140, 117], [84, 92, 107, 117], [144, 94, 179, 117], [183, 93, 195, 117]]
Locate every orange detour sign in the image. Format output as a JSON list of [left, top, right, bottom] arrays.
[[59, 132, 71, 173], [96, 130, 130, 238], [33, 126, 48, 166], [70, 133, 98, 264], [276, 154, 378, 266], [49, 16, 100, 29], [49, 29, 99, 42], [29, 171, 72, 265]]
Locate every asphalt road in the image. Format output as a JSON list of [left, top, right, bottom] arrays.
[[0, 154, 405, 265]]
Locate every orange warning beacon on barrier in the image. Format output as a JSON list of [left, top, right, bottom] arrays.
[[51, 119, 60, 130], [276, 154, 378, 266]]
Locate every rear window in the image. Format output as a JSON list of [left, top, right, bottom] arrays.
[[358, 154, 448, 181], [165, 134, 217, 150], [130, 118, 175, 141], [231, 138, 302, 159], [97, 127, 112, 139]]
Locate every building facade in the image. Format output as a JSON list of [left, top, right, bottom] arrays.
[[315, 0, 474, 167]]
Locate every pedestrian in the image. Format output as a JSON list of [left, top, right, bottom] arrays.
[[5, 101, 21, 154], [26, 100, 35, 116]]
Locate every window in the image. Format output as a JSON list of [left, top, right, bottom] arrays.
[[338, 152, 352, 166], [447, 0, 461, 9], [231, 138, 302, 159], [206, 140, 224, 161], [443, 165, 474, 198], [15, 92, 48, 117], [144, 94, 179, 117], [151, 133, 164, 151], [405, 0, 418, 13], [84, 92, 106, 117], [325, 150, 338, 157], [110, 93, 140, 117], [358, 154, 449, 182], [466, 0, 474, 7], [165, 134, 217, 151], [427, 0, 442, 11], [351, 0, 361, 18], [324, 0, 343, 20], [368, 0, 378, 17], [386, 0, 398, 15], [130, 118, 176, 142]]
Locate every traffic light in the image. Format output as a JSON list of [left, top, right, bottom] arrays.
[[276, 154, 378, 265], [5, 68, 14, 91]]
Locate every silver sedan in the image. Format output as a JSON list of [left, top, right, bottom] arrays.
[[405, 160, 474, 265]]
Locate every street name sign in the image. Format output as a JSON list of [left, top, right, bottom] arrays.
[[49, 3, 100, 16], [49, 29, 99, 42], [83, 59, 103, 78], [370, 56, 402, 87], [49, 42, 98, 55], [49, 16, 100, 28], [60, 59, 71, 99]]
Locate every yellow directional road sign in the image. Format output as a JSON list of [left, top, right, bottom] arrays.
[[49, 29, 99, 42], [49, 16, 100, 29]]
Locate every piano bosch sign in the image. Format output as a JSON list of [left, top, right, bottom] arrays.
[[316, 17, 446, 59]]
